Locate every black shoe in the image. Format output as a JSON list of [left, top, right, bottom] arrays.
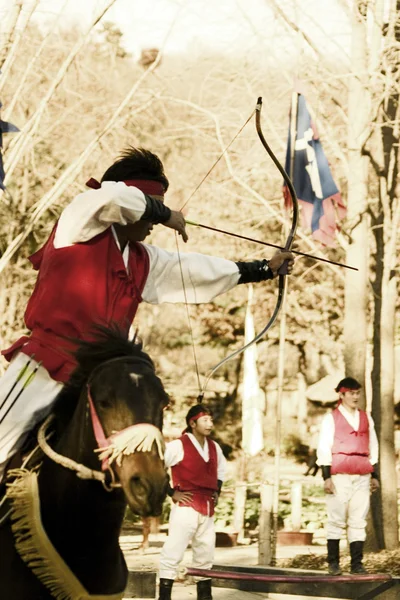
[[158, 578, 174, 600], [328, 563, 342, 576], [197, 578, 212, 600], [351, 564, 368, 575]]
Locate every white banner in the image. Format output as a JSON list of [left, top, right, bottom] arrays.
[[241, 285, 265, 456]]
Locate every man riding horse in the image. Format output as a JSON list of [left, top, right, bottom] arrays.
[[0, 328, 171, 599], [0, 146, 294, 481]]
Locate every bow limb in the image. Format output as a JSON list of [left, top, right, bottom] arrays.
[[255, 97, 299, 253], [198, 97, 299, 401]]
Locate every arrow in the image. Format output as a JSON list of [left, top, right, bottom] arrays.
[[186, 219, 357, 272]]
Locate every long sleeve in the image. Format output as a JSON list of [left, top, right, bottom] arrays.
[[54, 182, 147, 248], [316, 413, 335, 466], [163, 439, 184, 469], [142, 244, 240, 304], [368, 414, 379, 465]]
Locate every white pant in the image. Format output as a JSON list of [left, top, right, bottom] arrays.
[[159, 504, 215, 580], [326, 473, 371, 543], [0, 353, 62, 481]]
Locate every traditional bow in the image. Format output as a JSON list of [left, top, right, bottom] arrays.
[[197, 97, 299, 401]]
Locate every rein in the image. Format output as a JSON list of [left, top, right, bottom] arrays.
[[38, 356, 165, 492]]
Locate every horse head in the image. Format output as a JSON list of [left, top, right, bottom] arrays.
[[86, 352, 169, 516], [48, 326, 170, 518]]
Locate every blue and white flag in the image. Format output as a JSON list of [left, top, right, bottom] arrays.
[[0, 72, 20, 190], [283, 94, 346, 246]]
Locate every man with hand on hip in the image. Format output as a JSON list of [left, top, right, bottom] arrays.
[[158, 404, 226, 600], [317, 377, 379, 575]]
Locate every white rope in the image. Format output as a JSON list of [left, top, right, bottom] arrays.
[[38, 417, 165, 485], [38, 415, 106, 483]]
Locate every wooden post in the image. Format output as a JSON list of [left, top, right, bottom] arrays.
[[258, 483, 274, 565], [290, 481, 302, 532], [296, 372, 308, 439], [233, 481, 247, 542], [125, 571, 156, 598]]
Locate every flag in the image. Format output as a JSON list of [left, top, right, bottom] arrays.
[[283, 93, 346, 246], [240, 285, 265, 457], [0, 75, 20, 190], [0, 149, 4, 191]]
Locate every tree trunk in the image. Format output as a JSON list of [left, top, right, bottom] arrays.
[[344, 1, 370, 406], [370, 209, 385, 551], [379, 270, 398, 548], [369, 0, 400, 551]]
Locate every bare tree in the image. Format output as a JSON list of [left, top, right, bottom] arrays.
[[367, 0, 400, 551]]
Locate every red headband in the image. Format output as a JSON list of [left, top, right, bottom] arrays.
[[86, 178, 164, 196], [338, 387, 359, 394], [190, 411, 209, 423], [183, 411, 210, 434]]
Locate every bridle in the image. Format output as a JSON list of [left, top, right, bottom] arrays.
[[38, 356, 166, 492]]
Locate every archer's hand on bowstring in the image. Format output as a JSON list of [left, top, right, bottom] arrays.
[[164, 210, 188, 242]]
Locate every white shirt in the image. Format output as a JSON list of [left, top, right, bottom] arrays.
[[164, 433, 227, 482], [53, 182, 240, 304], [316, 404, 379, 466]]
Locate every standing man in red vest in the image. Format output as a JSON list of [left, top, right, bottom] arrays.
[[0, 147, 293, 482], [317, 377, 379, 575], [158, 405, 225, 600]]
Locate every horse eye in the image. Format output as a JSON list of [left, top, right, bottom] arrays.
[[97, 397, 113, 410]]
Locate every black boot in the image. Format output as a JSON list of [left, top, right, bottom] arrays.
[[158, 578, 174, 600], [350, 541, 367, 574], [327, 539, 342, 575], [197, 578, 212, 600]]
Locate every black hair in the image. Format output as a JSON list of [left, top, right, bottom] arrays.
[[185, 404, 212, 433], [335, 377, 361, 392], [101, 147, 169, 190]]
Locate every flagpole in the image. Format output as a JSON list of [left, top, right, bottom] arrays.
[[270, 91, 299, 565]]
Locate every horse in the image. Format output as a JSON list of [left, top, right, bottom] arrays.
[[0, 326, 170, 599]]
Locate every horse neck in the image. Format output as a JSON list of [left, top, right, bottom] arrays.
[[38, 387, 127, 561]]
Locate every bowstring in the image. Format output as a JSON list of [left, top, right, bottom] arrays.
[[176, 106, 256, 399], [174, 231, 202, 394], [179, 108, 256, 212]]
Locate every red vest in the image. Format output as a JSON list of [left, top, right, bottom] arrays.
[[331, 408, 373, 475], [2, 227, 149, 382], [172, 434, 218, 517]]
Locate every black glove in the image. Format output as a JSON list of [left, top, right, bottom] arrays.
[[371, 465, 379, 480], [142, 194, 172, 223], [236, 259, 274, 284]]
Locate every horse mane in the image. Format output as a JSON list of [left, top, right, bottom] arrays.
[[52, 325, 154, 427], [70, 324, 153, 381]]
